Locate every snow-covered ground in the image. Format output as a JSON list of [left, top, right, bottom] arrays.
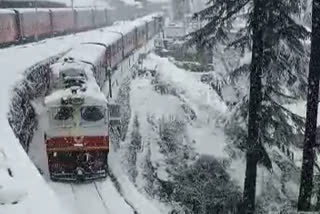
[[142, 54, 229, 158], [0, 16, 160, 214], [120, 53, 302, 212]]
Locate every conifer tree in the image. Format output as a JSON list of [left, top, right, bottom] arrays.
[[298, 0, 320, 210], [188, 0, 308, 212]]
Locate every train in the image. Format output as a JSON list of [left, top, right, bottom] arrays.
[[44, 13, 164, 182], [0, 7, 110, 47]]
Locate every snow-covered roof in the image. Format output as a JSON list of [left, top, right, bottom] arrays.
[[0, 9, 16, 14], [46, 60, 107, 107], [61, 44, 106, 65], [13, 8, 51, 12]]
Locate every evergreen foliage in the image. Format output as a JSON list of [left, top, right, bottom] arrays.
[[187, 0, 309, 212], [189, 0, 309, 151], [127, 114, 142, 182], [172, 155, 242, 213], [8, 55, 58, 152], [298, 0, 320, 210]]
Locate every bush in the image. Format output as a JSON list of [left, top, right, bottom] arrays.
[[116, 77, 131, 142], [8, 54, 62, 151], [172, 155, 241, 214], [126, 115, 142, 183]]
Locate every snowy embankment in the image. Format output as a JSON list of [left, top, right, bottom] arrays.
[[142, 54, 229, 158], [120, 53, 302, 212], [0, 19, 151, 213], [115, 53, 233, 212]]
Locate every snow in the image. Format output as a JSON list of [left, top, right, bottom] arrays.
[[109, 151, 164, 214], [49, 0, 111, 8], [119, 0, 141, 7], [0, 15, 160, 214], [131, 78, 183, 118], [14, 8, 51, 13], [143, 54, 229, 158], [0, 9, 16, 14]]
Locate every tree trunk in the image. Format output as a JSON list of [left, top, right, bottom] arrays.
[[242, 0, 265, 213], [298, 0, 320, 210]]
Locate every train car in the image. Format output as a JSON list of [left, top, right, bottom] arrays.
[[51, 8, 74, 35], [17, 9, 52, 40], [147, 18, 156, 39], [74, 8, 94, 32], [45, 44, 111, 182], [136, 24, 146, 47], [93, 8, 107, 27], [0, 10, 19, 44]]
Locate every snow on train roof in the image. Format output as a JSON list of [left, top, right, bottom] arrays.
[[13, 8, 52, 13], [60, 44, 106, 66], [46, 61, 106, 106], [46, 12, 163, 106], [57, 12, 162, 46], [0, 9, 16, 14]]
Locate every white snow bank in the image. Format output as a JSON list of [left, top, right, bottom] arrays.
[[131, 78, 183, 118], [143, 54, 229, 158], [109, 151, 163, 214], [144, 54, 227, 115]]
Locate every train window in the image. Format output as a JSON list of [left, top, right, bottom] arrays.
[[81, 106, 105, 122], [53, 106, 74, 121], [108, 104, 120, 118]]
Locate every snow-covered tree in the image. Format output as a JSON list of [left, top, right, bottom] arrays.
[[126, 115, 142, 182], [298, 0, 320, 211], [187, 0, 309, 212], [172, 155, 241, 213]]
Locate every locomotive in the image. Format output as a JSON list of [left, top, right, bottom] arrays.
[[44, 14, 164, 182]]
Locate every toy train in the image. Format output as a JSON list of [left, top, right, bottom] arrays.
[[44, 13, 164, 182], [0, 7, 111, 46]]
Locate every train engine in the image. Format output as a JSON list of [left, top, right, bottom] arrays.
[[44, 46, 115, 182]]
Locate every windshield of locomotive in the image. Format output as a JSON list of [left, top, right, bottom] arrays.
[[80, 106, 106, 127], [50, 105, 106, 127], [51, 106, 75, 127]]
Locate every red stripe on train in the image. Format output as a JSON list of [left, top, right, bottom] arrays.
[[46, 136, 109, 150]]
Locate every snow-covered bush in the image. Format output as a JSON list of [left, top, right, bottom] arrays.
[[171, 155, 242, 214], [141, 147, 157, 196], [116, 77, 132, 142], [126, 115, 142, 182], [8, 55, 62, 151]]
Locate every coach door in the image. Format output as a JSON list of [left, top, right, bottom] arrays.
[[108, 103, 121, 127]]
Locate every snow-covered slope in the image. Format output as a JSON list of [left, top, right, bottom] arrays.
[[115, 53, 303, 212]]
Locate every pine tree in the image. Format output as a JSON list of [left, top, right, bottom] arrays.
[[188, 0, 308, 212], [298, 0, 320, 210]]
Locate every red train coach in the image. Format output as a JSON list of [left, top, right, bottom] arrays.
[[17, 9, 52, 40], [0, 10, 19, 44], [51, 8, 74, 35], [74, 8, 95, 32], [93, 8, 107, 27]]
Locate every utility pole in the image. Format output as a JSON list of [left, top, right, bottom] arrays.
[[34, 0, 38, 41]]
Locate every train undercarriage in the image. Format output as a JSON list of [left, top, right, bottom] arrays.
[[48, 150, 108, 182]]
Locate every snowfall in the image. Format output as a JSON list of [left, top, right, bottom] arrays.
[[0, 14, 166, 214], [0, 6, 310, 214]]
